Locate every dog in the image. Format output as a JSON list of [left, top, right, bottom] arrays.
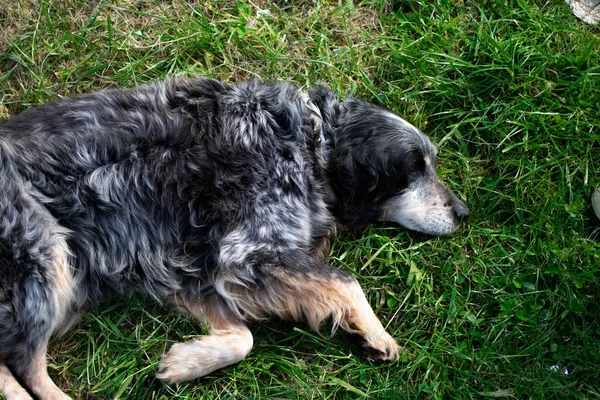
[[0, 77, 468, 399]]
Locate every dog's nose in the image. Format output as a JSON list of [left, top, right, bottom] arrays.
[[453, 201, 470, 222]]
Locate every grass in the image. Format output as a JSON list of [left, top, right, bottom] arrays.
[[1, 0, 599, 398]]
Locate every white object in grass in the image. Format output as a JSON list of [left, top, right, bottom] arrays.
[[566, 0, 600, 24], [549, 365, 569, 375], [592, 189, 600, 220]]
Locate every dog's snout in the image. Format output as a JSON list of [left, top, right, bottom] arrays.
[[453, 201, 469, 222], [439, 181, 469, 223]]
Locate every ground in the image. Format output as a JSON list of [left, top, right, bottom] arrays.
[[1, 0, 599, 398]]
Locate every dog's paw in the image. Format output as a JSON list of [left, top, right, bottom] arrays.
[[157, 331, 253, 385], [362, 331, 402, 362], [156, 341, 209, 384]]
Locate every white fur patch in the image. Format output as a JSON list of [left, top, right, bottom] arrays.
[[380, 180, 460, 236], [387, 111, 422, 135]]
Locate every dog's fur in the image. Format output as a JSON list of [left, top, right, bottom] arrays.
[[0, 77, 468, 399]]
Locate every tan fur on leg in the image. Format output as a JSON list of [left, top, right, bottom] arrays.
[[340, 280, 401, 361], [48, 237, 76, 337], [158, 294, 254, 384], [0, 364, 32, 400], [166, 293, 233, 331], [312, 235, 332, 261], [19, 193, 75, 336], [218, 270, 401, 361], [18, 349, 71, 400]]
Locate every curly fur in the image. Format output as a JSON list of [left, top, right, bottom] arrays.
[[0, 77, 467, 399]]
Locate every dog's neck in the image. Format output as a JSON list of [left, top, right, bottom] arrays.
[[305, 98, 338, 207], [305, 99, 329, 162]]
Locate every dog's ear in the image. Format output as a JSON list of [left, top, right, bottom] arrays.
[[308, 84, 341, 125], [168, 78, 231, 119]]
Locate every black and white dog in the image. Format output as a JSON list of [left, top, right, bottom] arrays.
[[0, 78, 468, 399]]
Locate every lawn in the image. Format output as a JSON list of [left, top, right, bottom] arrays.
[[1, 0, 599, 398]]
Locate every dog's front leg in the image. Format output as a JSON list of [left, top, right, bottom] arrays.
[[157, 250, 400, 385], [157, 294, 253, 384], [215, 250, 402, 362]]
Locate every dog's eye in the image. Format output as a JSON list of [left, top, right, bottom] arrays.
[[407, 162, 424, 176]]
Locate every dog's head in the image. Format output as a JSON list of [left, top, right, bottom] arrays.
[[309, 85, 468, 236]]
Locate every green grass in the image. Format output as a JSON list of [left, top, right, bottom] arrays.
[[1, 0, 600, 398]]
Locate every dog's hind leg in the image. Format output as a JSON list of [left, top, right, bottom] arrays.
[[1, 268, 73, 400], [7, 345, 71, 400], [0, 202, 74, 399], [0, 364, 32, 400], [1, 290, 72, 400], [0, 273, 73, 399], [156, 294, 253, 384]]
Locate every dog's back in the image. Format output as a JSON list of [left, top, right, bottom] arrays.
[[0, 77, 337, 399], [2, 80, 232, 295]]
